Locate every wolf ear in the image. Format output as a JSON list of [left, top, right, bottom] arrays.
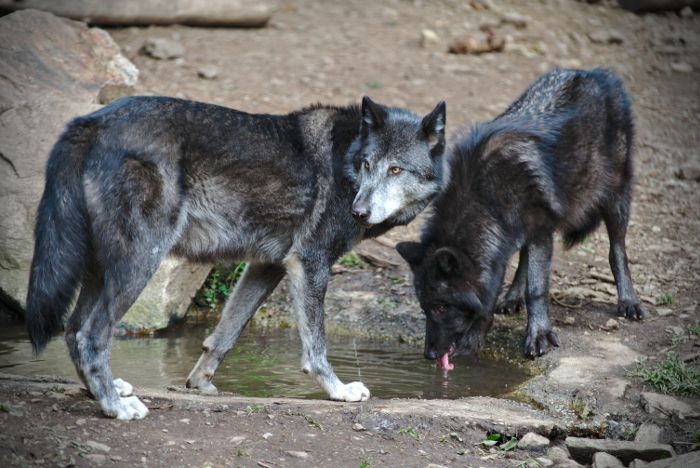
[[454, 291, 484, 316], [420, 101, 446, 148], [361, 96, 386, 130], [396, 241, 426, 270], [433, 247, 460, 276]]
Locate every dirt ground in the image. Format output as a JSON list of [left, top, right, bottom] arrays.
[[2, 0, 699, 466]]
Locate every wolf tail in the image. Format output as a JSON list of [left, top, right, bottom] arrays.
[[26, 118, 94, 354]]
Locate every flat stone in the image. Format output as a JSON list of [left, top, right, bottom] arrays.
[[285, 451, 309, 459], [565, 437, 675, 465], [593, 452, 625, 468], [142, 37, 185, 59], [420, 29, 441, 49], [518, 432, 550, 450], [83, 454, 107, 465], [670, 62, 693, 73], [643, 450, 700, 467], [535, 457, 554, 467], [640, 392, 699, 419], [547, 446, 571, 463], [676, 163, 700, 182], [634, 423, 667, 444], [587, 29, 625, 45], [197, 65, 219, 80], [85, 440, 111, 453], [655, 308, 673, 317]]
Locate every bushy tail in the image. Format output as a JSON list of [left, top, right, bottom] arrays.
[[26, 120, 93, 353]]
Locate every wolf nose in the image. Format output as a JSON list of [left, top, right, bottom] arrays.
[[351, 206, 370, 222], [424, 349, 439, 360]]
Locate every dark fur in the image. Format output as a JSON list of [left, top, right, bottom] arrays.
[[26, 95, 446, 419], [397, 68, 644, 362]]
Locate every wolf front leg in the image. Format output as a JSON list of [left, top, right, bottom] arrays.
[[496, 248, 527, 315], [523, 237, 561, 357], [285, 253, 370, 402], [186, 263, 286, 393]]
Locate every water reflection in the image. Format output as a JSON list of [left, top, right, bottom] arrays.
[[0, 317, 526, 399]]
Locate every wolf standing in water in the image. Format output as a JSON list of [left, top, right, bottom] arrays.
[[26, 96, 446, 419], [397, 69, 644, 369]]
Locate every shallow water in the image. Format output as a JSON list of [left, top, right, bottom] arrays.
[[0, 317, 527, 399]]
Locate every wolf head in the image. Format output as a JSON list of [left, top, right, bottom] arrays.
[[396, 242, 493, 367], [346, 96, 446, 226]]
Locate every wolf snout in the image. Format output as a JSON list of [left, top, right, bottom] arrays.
[[424, 347, 439, 360], [351, 203, 371, 222]]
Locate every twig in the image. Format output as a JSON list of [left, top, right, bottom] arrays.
[[550, 292, 589, 309], [590, 271, 616, 285]]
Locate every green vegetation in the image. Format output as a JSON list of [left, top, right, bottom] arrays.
[[479, 433, 518, 451], [628, 354, 700, 396], [199, 263, 246, 308], [657, 293, 675, 306], [359, 457, 371, 468], [689, 323, 700, 336], [367, 79, 382, 89], [398, 427, 421, 440], [245, 404, 267, 414], [338, 253, 361, 268]]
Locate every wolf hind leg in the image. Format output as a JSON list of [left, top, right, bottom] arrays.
[[186, 262, 286, 394], [496, 249, 527, 315], [286, 253, 369, 402], [67, 245, 169, 420], [603, 191, 644, 320]]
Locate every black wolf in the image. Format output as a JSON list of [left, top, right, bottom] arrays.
[[397, 68, 644, 369], [26, 95, 446, 419]]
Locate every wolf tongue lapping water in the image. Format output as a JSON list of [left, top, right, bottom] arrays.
[[437, 352, 454, 370]]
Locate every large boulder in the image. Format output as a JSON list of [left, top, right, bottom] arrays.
[[0, 9, 210, 330]]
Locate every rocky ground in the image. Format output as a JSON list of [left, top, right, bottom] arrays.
[[1, 0, 699, 466]]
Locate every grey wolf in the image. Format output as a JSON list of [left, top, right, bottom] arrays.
[[397, 68, 643, 369], [26, 95, 446, 419]]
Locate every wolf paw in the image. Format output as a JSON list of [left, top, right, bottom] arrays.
[[185, 378, 219, 395], [618, 300, 644, 320], [113, 378, 133, 397], [330, 381, 370, 402], [524, 329, 560, 358], [496, 297, 524, 315], [102, 396, 149, 420]]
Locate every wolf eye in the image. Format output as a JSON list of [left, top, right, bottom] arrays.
[[434, 305, 446, 315], [363, 160, 370, 171], [389, 166, 402, 175]]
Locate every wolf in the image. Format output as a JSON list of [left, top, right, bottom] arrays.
[[396, 68, 644, 369], [26, 95, 447, 419]]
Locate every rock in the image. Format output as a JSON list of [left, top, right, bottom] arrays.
[[629, 460, 649, 468], [587, 29, 625, 45], [565, 437, 675, 465], [420, 29, 441, 49], [518, 432, 550, 450], [656, 308, 673, 317], [665, 325, 685, 336], [634, 423, 667, 444], [680, 5, 694, 17], [643, 450, 700, 467], [593, 452, 625, 468], [640, 392, 699, 419], [83, 454, 107, 465], [285, 451, 309, 459], [0, 0, 275, 27], [352, 423, 366, 431], [605, 318, 620, 330], [675, 162, 700, 181], [449, 26, 504, 54], [563, 316, 576, 325], [536, 457, 554, 467], [500, 12, 528, 28], [142, 37, 185, 59], [670, 61, 693, 73], [547, 446, 572, 463], [0, 10, 210, 329], [197, 65, 219, 80], [261, 432, 272, 440], [85, 440, 111, 453]]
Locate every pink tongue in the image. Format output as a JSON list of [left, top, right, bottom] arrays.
[[437, 352, 454, 370]]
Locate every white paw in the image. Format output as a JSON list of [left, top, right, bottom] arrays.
[[330, 381, 370, 402], [103, 396, 149, 420], [113, 378, 133, 397]]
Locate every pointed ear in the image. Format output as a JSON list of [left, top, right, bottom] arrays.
[[454, 291, 485, 316], [420, 101, 446, 146], [361, 96, 386, 129], [433, 247, 460, 276], [396, 241, 426, 270]]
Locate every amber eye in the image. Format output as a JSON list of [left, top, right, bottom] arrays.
[[363, 160, 370, 170], [434, 305, 446, 315], [389, 166, 402, 175]]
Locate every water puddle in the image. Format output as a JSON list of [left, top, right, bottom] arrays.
[[0, 317, 528, 399]]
